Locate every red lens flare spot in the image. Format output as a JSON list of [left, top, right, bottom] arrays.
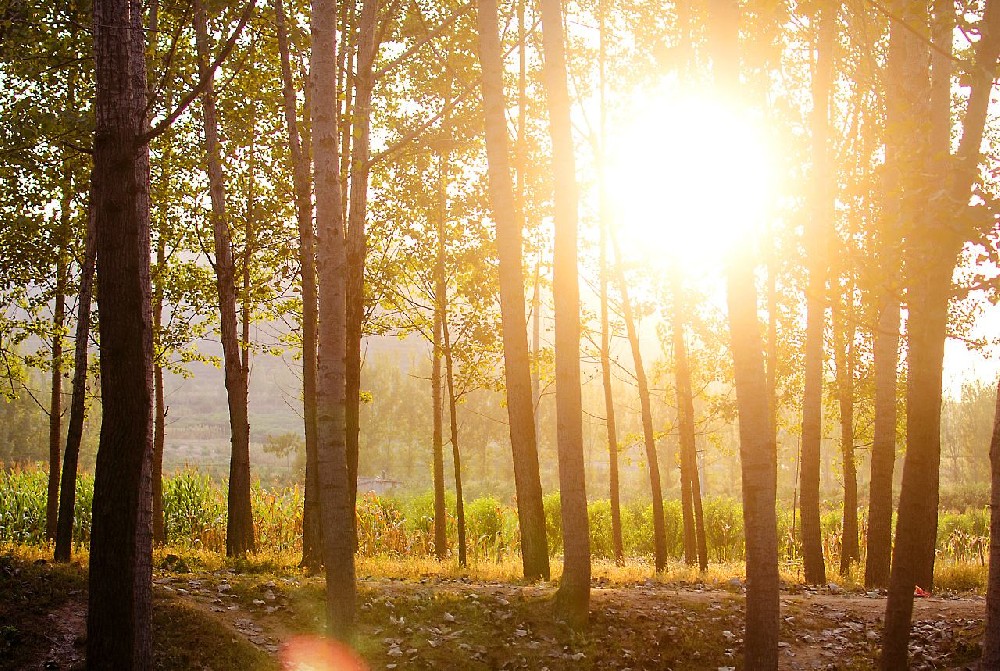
[[282, 635, 368, 671]]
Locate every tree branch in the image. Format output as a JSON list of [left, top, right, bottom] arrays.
[[142, 0, 256, 145]]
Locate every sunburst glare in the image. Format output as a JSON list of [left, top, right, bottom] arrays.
[[606, 80, 777, 274]]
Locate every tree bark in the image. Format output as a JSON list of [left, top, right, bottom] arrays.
[[726, 263, 781, 671], [673, 271, 706, 571], [442, 312, 467, 567], [982, 379, 1000, 668], [882, 2, 1000, 667], [152, 237, 166, 546], [709, 0, 779, 666], [799, 0, 835, 586], [274, 0, 322, 569], [345, 0, 380, 550], [86, 0, 154, 665], [474, 0, 550, 581], [54, 203, 96, 563], [311, 0, 356, 638], [539, 0, 590, 627], [864, 0, 923, 591], [432, 271, 447, 560], [833, 300, 859, 574], [611, 232, 667, 572], [194, 0, 255, 557], [46, 238, 67, 541], [597, 177, 624, 567], [865, 299, 898, 588]]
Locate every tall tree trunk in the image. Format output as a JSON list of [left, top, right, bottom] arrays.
[[194, 0, 255, 557], [865, 298, 898, 588], [474, 0, 550, 581], [710, 0, 779, 666], [87, 0, 154, 665], [864, 0, 923, 591], [274, 0, 322, 570], [152, 236, 166, 545], [595, 0, 623, 567], [442, 316, 466, 567], [345, 0, 379, 549], [611, 233, 667, 572], [834, 300, 859, 574], [882, 2, 1000, 666], [799, 0, 835, 586], [46, 234, 67, 541], [673, 271, 706, 571], [54, 203, 96, 563], [432, 249, 447, 561], [539, 0, 589, 626], [726, 264, 781, 670], [311, 0, 356, 638], [981, 379, 1000, 668], [597, 176, 623, 568], [521, 0, 542, 451]]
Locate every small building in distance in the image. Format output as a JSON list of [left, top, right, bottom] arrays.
[[358, 472, 403, 496]]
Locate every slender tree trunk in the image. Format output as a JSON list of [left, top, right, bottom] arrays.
[[799, 0, 835, 586], [865, 298, 898, 588], [151, 234, 167, 546], [834, 301, 859, 574], [345, 0, 379, 549], [311, 0, 356, 638], [882, 2, 1000, 666], [54, 203, 96, 563], [87, 0, 154, 664], [597, 187, 623, 567], [864, 0, 921, 590], [442, 316, 466, 567], [595, 0, 622, 566], [474, 0, 550, 581], [539, 0, 589, 626], [520, 0, 542, 451], [46, 243, 67, 541], [673, 271, 705, 570], [432, 248, 447, 560], [274, 0, 322, 569], [611, 233, 667, 572], [194, 0, 255, 557], [152, 360, 166, 544], [981, 379, 1000, 668]]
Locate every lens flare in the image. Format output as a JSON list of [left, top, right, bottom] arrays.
[[282, 635, 368, 671]]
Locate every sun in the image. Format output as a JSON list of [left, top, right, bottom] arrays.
[[605, 80, 777, 275]]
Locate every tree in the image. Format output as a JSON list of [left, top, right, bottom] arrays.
[[709, 0, 779, 666], [194, 0, 255, 557], [832, 271, 860, 574], [345, 0, 382, 549], [610, 230, 667, 572], [882, 1, 1000, 667], [53, 209, 96, 562], [671, 270, 707, 571], [539, 0, 590, 627], [86, 0, 154, 664], [311, 0, 356, 639], [274, 0, 322, 569], [474, 0, 550, 581], [799, 0, 835, 586], [982, 378, 1000, 668]]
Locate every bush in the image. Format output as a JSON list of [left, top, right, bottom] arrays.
[[465, 495, 514, 560], [163, 469, 226, 550]]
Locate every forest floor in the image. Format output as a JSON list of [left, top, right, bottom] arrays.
[[0, 551, 988, 671]]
